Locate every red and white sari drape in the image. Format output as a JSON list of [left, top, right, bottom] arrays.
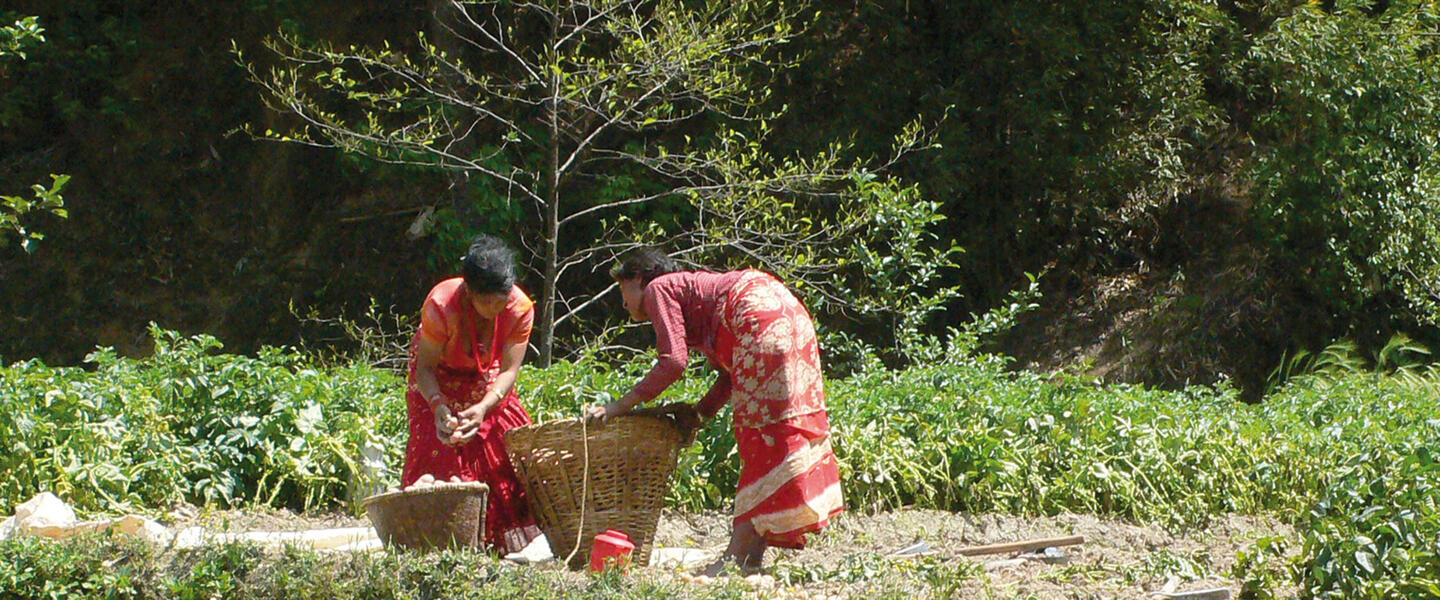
[[714, 271, 843, 548]]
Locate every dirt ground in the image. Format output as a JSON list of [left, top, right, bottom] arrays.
[[186, 504, 370, 533], [655, 508, 1296, 599], [182, 506, 1297, 599]]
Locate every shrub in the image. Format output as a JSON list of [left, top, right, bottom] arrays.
[[4, 327, 1440, 595], [0, 325, 404, 514]]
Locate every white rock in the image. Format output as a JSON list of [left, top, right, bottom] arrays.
[[56, 520, 111, 539], [744, 574, 775, 588], [649, 547, 714, 569], [171, 526, 208, 549], [14, 492, 76, 538], [504, 533, 554, 564], [111, 515, 173, 545]]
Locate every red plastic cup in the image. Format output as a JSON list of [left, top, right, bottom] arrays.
[[589, 529, 635, 573]]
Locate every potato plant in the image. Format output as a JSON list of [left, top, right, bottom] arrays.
[[2, 327, 1437, 596]]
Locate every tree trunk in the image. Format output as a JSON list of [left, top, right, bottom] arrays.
[[537, 18, 562, 368]]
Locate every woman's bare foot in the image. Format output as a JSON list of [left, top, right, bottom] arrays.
[[698, 557, 731, 578], [697, 555, 762, 578], [697, 519, 767, 577]]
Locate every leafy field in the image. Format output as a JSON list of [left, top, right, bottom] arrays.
[[2, 328, 1438, 597]]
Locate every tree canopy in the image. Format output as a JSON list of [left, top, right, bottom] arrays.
[[1, 0, 1438, 397], [244, 0, 956, 364]]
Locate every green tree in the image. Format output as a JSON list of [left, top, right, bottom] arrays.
[[243, 0, 954, 365], [1243, 1, 1440, 328], [0, 15, 45, 59], [1, 15, 68, 253]]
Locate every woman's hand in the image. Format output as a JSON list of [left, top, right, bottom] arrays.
[[433, 404, 461, 444], [584, 400, 634, 425], [672, 403, 704, 446], [449, 397, 494, 444]]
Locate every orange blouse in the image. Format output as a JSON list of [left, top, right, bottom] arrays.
[[418, 278, 534, 372]]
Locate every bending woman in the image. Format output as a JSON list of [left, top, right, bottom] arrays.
[[404, 234, 542, 554], [586, 248, 844, 574]]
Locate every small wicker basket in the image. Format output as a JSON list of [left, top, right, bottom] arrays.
[[362, 481, 490, 551], [505, 413, 684, 569]]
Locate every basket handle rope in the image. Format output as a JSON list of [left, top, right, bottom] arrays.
[[562, 411, 591, 566], [559, 406, 680, 567]]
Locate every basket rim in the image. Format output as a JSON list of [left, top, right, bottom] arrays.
[[360, 481, 490, 508], [507, 414, 676, 436]]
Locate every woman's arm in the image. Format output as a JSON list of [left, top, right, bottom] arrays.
[[414, 335, 459, 442], [587, 285, 688, 422], [696, 367, 731, 419], [452, 337, 526, 441], [621, 289, 691, 409]]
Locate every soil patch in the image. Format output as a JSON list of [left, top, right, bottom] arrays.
[[653, 508, 1297, 599], [159, 506, 1297, 599], [177, 505, 369, 533]]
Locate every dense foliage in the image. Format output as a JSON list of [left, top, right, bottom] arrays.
[[4, 0, 1440, 391], [0, 327, 401, 513], [787, 0, 1440, 393], [0, 16, 67, 252], [3, 329, 1438, 596]]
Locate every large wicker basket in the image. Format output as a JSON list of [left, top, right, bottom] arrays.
[[361, 481, 489, 551], [506, 414, 684, 569]]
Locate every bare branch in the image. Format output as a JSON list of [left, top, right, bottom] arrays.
[[552, 281, 618, 329], [554, 0, 626, 50], [556, 71, 677, 176], [242, 0, 949, 362], [449, 0, 546, 84]]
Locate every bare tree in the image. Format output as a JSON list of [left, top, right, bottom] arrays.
[[242, 0, 953, 365]]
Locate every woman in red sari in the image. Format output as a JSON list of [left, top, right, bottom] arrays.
[[404, 234, 542, 554], [586, 248, 843, 575]]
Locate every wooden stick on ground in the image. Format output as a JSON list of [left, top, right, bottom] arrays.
[[1150, 589, 1231, 600], [956, 535, 1086, 557]]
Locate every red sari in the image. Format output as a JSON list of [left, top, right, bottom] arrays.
[[403, 278, 542, 553], [639, 270, 843, 548], [713, 271, 842, 548]]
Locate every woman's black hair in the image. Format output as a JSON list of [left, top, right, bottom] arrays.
[[609, 246, 680, 286], [461, 234, 517, 295]]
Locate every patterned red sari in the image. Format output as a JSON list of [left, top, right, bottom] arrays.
[[712, 271, 843, 548], [402, 278, 542, 553]]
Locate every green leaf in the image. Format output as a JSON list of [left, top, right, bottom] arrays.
[[1355, 549, 1377, 574]]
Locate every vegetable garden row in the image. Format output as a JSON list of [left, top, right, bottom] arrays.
[[2, 327, 1437, 598]]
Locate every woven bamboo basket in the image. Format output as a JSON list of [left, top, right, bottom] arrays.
[[361, 481, 489, 551], [505, 414, 684, 569]]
